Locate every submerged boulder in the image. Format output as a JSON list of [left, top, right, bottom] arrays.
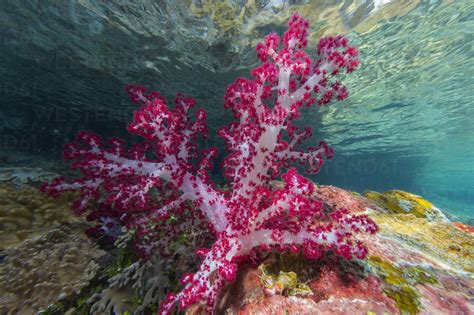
[[2, 183, 471, 314], [189, 186, 474, 315], [371, 213, 473, 273], [363, 189, 447, 221]]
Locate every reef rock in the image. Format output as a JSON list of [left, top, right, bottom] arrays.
[[315, 185, 381, 213], [370, 214, 473, 273], [452, 221, 474, 234], [363, 189, 447, 221], [0, 223, 106, 314], [189, 186, 473, 315], [0, 183, 79, 250]]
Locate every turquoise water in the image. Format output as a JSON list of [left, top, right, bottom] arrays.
[[313, 0, 474, 222], [0, 2, 473, 315], [0, 0, 472, 222]]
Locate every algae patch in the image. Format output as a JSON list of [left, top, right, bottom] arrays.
[[371, 213, 474, 273], [368, 255, 438, 314], [364, 190, 446, 221]]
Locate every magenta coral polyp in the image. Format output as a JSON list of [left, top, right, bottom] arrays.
[[42, 13, 378, 314]]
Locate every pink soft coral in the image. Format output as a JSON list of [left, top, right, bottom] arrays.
[[42, 13, 377, 314]]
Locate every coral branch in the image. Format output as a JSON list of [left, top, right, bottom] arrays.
[[43, 13, 376, 315]]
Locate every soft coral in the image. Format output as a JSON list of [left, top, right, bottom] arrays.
[[42, 13, 377, 314]]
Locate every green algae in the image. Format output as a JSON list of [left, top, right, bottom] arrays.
[[371, 214, 474, 273], [363, 190, 447, 221], [383, 285, 420, 315], [404, 266, 438, 285], [368, 255, 439, 314], [369, 256, 420, 313]]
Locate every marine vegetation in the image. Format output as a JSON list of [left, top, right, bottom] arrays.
[[42, 13, 378, 314]]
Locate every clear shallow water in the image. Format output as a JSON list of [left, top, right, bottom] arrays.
[[316, 0, 474, 222], [0, 0, 472, 222]]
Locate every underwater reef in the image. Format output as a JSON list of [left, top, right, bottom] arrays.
[[0, 182, 472, 314], [198, 187, 474, 314], [0, 223, 105, 314], [0, 181, 79, 250], [1, 11, 472, 315]]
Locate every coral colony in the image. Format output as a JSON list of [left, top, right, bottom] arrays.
[[42, 13, 378, 314]]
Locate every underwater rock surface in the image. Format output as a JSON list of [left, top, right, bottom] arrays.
[[0, 223, 106, 314], [0, 183, 79, 250], [364, 189, 448, 221], [0, 183, 472, 314], [188, 185, 474, 315]]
